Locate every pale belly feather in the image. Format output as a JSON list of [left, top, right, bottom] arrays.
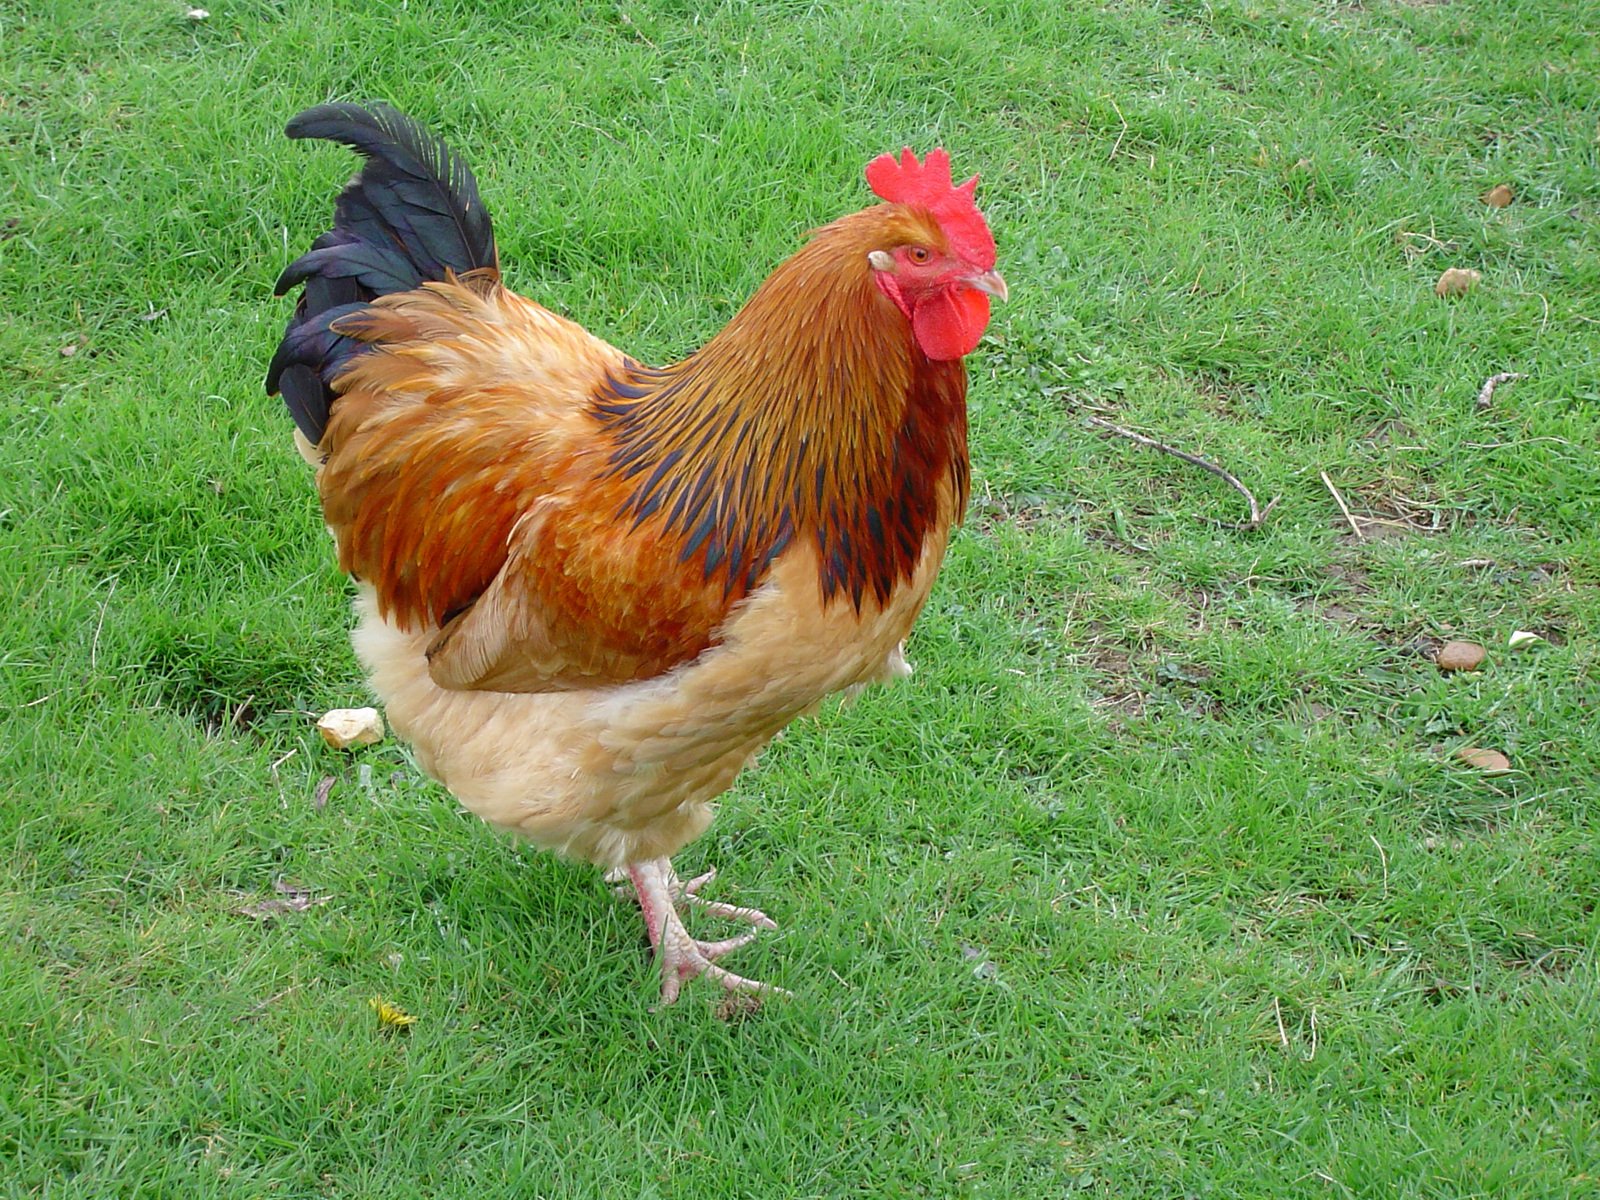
[[348, 532, 948, 869]]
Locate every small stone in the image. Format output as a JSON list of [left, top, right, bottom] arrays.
[[1435, 268, 1481, 298], [317, 706, 384, 749], [1436, 641, 1486, 672], [1455, 746, 1511, 774], [1480, 184, 1514, 208]]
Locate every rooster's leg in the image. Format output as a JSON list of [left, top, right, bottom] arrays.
[[625, 857, 787, 1005]]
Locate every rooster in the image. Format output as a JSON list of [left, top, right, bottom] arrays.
[[267, 104, 1005, 1003]]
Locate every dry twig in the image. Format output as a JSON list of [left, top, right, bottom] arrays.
[[233, 984, 301, 1022], [1475, 371, 1526, 411], [1369, 833, 1389, 898], [1084, 416, 1279, 530], [1320, 471, 1365, 540]]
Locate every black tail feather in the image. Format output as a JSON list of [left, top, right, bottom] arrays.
[[279, 364, 332, 449], [267, 103, 499, 444], [265, 300, 371, 397], [275, 233, 426, 298]]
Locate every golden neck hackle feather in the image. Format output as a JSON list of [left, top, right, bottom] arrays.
[[596, 206, 971, 611]]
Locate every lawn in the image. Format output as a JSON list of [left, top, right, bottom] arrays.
[[2, 0, 1597, 1196]]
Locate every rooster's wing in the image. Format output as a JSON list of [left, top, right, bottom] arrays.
[[314, 277, 737, 693]]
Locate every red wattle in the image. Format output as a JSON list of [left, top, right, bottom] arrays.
[[912, 287, 991, 361]]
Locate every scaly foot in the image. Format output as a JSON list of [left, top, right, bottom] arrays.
[[623, 857, 788, 1005]]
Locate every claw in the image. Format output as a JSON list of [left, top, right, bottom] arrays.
[[624, 857, 788, 1005]]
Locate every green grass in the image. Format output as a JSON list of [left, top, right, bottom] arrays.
[[3, 0, 1598, 1195]]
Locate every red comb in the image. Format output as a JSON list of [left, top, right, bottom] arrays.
[[865, 147, 995, 269]]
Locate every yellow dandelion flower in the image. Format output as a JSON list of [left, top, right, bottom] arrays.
[[369, 996, 417, 1031]]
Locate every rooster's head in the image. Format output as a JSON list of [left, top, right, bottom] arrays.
[[862, 147, 1006, 362]]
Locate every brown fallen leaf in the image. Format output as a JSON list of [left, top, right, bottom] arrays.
[[1480, 183, 1514, 208], [1435, 268, 1481, 298], [234, 879, 332, 921], [1436, 640, 1486, 672], [313, 775, 335, 811], [713, 990, 765, 1022], [1455, 746, 1511, 774]]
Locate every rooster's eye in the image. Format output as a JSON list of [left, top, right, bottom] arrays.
[[907, 246, 932, 264]]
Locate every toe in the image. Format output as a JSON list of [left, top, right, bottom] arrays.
[[681, 868, 717, 896], [695, 931, 759, 960]]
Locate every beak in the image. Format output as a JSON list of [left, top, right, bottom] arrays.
[[965, 269, 1009, 303]]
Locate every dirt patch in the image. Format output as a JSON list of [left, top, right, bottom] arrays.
[[1074, 629, 1227, 724], [1084, 644, 1147, 719], [1177, 368, 1252, 419], [140, 629, 315, 739], [1360, 417, 1417, 448], [1176, 585, 1235, 634], [147, 667, 264, 735], [1294, 560, 1373, 625]]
